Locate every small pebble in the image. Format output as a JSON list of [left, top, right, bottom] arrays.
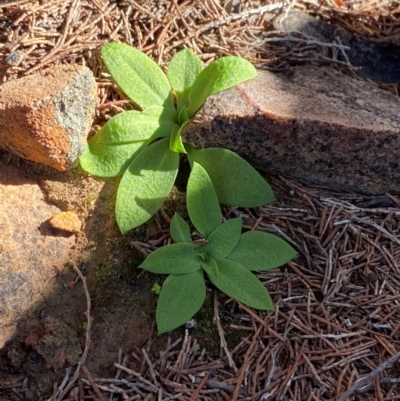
[[185, 319, 198, 329], [6, 50, 24, 66], [49, 211, 81, 233]]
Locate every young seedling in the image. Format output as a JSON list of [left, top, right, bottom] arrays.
[[80, 43, 275, 233], [140, 163, 297, 334]]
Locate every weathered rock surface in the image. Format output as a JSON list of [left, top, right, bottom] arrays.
[[183, 66, 400, 195], [0, 64, 97, 171], [274, 10, 400, 85], [0, 162, 75, 348]]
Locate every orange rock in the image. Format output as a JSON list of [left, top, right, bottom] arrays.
[[0, 162, 75, 349], [49, 211, 81, 233], [0, 64, 97, 171]]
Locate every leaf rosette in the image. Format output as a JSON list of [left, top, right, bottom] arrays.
[[140, 163, 297, 334]]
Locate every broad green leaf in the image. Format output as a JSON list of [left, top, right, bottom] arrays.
[[201, 255, 219, 277], [116, 138, 179, 233], [102, 42, 175, 110], [187, 162, 222, 238], [227, 231, 297, 271], [80, 106, 177, 177], [186, 146, 275, 207], [156, 270, 206, 334], [169, 124, 186, 153], [139, 243, 201, 274], [167, 49, 203, 111], [208, 259, 273, 310], [170, 213, 192, 243], [187, 56, 257, 118], [203, 217, 242, 261]]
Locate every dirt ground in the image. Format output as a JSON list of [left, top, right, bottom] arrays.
[[0, 153, 149, 391], [0, 152, 252, 400], [1, 1, 400, 400]]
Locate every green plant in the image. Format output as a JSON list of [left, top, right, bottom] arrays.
[[80, 43, 275, 233], [139, 163, 297, 334], [151, 282, 161, 295]]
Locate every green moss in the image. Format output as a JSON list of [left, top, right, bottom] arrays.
[[35, 317, 81, 368]]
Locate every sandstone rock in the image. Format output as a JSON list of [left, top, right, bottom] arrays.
[[0, 162, 75, 349], [49, 211, 81, 234], [0, 64, 97, 171], [183, 66, 400, 195]]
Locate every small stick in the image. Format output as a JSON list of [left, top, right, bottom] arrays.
[[81, 366, 104, 400], [49, 259, 92, 401], [336, 350, 400, 401], [262, 35, 351, 51], [214, 292, 238, 372], [142, 348, 159, 387], [202, 3, 284, 31], [189, 376, 246, 395], [189, 371, 210, 401]]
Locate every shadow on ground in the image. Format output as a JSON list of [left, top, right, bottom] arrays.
[[0, 154, 160, 400]]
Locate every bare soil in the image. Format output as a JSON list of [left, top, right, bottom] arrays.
[[0, 154, 151, 396]]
